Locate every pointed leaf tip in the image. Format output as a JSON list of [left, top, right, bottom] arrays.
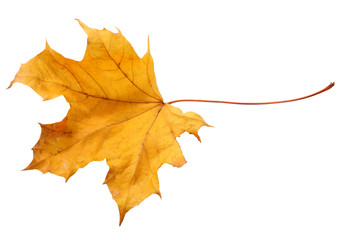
[[115, 27, 122, 34], [147, 35, 150, 52], [75, 19, 91, 34]]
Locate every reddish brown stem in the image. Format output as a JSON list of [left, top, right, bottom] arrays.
[[167, 82, 335, 105]]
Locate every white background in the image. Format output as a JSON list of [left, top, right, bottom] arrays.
[[0, 0, 345, 239]]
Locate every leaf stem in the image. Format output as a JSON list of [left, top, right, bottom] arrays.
[[167, 82, 335, 105]]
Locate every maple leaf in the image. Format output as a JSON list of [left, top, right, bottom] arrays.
[[9, 20, 210, 225]]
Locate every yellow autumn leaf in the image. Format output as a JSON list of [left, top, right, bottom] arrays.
[[9, 20, 210, 225]]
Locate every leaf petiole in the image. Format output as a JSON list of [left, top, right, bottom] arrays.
[[168, 82, 335, 105]]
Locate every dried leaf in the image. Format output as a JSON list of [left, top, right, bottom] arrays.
[[9, 20, 210, 225]]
